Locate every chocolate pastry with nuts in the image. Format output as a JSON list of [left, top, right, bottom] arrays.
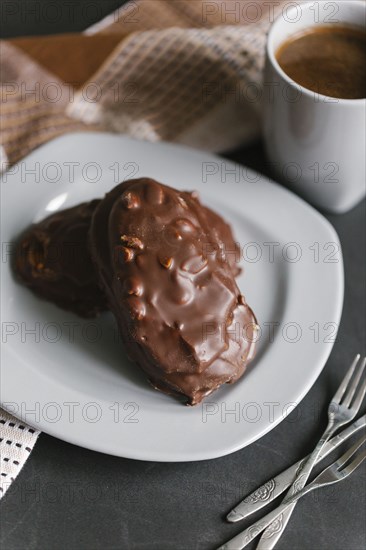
[[90, 178, 257, 405], [14, 201, 107, 318]]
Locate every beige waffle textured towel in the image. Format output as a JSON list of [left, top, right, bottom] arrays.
[[0, 0, 289, 173]]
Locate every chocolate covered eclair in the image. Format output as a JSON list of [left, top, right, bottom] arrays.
[[14, 200, 107, 318], [90, 178, 257, 404]]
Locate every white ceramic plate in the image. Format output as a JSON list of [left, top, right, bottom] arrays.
[[1, 133, 344, 461]]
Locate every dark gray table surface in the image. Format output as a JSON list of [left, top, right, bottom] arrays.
[[1, 2, 365, 549]]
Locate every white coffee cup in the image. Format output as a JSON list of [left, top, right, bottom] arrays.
[[263, 0, 366, 214]]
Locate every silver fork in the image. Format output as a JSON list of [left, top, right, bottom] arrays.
[[218, 354, 366, 550], [256, 354, 366, 550], [226, 414, 366, 523], [218, 434, 366, 550]]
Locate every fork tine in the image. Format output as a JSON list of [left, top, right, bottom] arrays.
[[350, 378, 366, 413], [343, 357, 366, 407], [339, 450, 366, 478], [335, 434, 366, 469], [332, 354, 360, 404]]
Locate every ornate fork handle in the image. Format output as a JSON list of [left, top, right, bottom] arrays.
[[218, 485, 318, 550], [220, 427, 337, 550], [258, 426, 337, 547], [228, 415, 366, 523], [219, 432, 366, 550]]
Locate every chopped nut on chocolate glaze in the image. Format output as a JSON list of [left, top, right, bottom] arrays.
[[120, 235, 144, 250]]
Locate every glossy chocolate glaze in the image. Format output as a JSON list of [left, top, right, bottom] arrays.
[[202, 206, 241, 278], [14, 201, 107, 318], [90, 178, 257, 405]]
